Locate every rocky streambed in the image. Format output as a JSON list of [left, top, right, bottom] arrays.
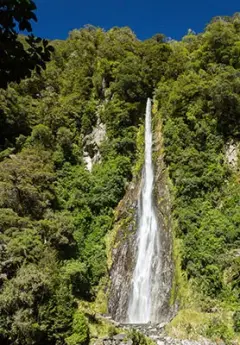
[[93, 316, 220, 345], [92, 331, 217, 345], [121, 324, 217, 345]]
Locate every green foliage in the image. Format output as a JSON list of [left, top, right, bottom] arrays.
[[107, 325, 118, 337], [0, 148, 55, 218], [0, 0, 54, 88], [166, 308, 236, 343], [66, 311, 89, 345], [38, 282, 76, 344], [1, 13, 240, 345], [155, 15, 240, 342], [233, 311, 240, 333], [206, 317, 234, 344], [61, 260, 89, 297], [30, 124, 53, 148], [127, 329, 154, 345], [0, 263, 75, 344], [89, 156, 132, 212], [1, 23, 169, 344]]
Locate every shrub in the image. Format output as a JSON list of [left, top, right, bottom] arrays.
[[66, 312, 89, 345]]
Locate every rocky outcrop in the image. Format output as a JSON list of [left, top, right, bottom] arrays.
[[108, 180, 141, 321], [225, 141, 239, 169], [152, 117, 175, 321], [83, 118, 106, 171]]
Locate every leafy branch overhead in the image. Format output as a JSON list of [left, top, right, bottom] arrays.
[[0, 0, 54, 88]]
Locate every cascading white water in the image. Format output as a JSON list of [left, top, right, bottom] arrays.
[[127, 98, 161, 324]]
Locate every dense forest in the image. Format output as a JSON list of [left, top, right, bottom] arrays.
[[0, 2, 240, 344]]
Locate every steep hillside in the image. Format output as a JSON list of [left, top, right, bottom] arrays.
[[0, 26, 170, 345], [0, 14, 240, 345], [155, 15, 240, 343]]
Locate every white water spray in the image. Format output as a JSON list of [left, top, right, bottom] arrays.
[[127, 98, 161, 324]]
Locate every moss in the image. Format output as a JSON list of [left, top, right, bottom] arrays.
[[106, 220, 120, 270], [166, 308, 237, 344], [127, 329, 155, 345], [0, 147, 15, 161], [132, 124, 144, 179], [169, 236, 190, 307], [105, 104, 144, 273], [77, 300, 121, 340], [166, 309, 211, 340], [206, 315, 235, 344], [106, 212, 136, 271], [167, 293, 240, 344], [93, 276, 109, 314], [88, 320, 119, 340], [66, 311, 89, 345]]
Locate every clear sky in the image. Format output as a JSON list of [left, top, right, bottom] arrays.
[[33, 0, 240, 41]]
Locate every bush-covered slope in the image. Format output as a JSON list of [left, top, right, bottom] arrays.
[[155, 15, 240, 343], [0, 14, 240, 345], [0, 26, 170, 345]]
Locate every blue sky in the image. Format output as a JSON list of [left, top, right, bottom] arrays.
[[33, 0, 240, 41]]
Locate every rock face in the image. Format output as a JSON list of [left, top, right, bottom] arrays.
[[225, 141, 239, 169], [108, 180, 141, 322], [152, 119, 175, 321], [83, 118, 106, 171], [108, 114, 174, 323]]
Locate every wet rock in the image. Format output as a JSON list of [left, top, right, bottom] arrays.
[[103, 340, 113, 345], [153, 119, 176, 322], [113, 334, 126, 341], [156, 340, 165, 345], [122, 340, 133, 345], [108, 116, 175, 323], [108, 180, 140, 322]]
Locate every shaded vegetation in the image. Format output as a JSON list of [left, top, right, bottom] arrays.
[[0, 0, 54, 88]]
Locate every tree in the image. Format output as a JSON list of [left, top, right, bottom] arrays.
[[0, 0, 54, 88]]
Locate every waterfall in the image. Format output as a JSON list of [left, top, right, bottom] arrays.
[[127, 98, 161, 324]]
